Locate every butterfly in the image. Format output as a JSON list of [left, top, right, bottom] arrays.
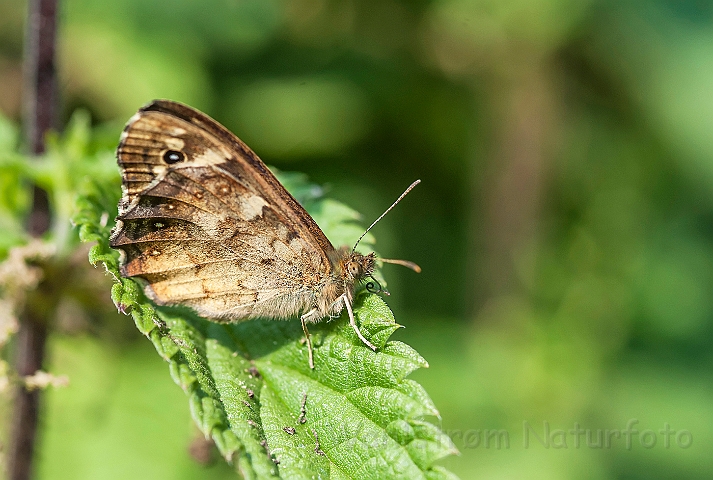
[[109, 100, 419, 368]]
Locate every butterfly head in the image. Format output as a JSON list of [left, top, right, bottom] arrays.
[[342, 251, 392, 296], [341, 251, 376, 282]]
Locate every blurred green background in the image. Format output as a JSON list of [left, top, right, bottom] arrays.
[[2, 0, 713, 478]]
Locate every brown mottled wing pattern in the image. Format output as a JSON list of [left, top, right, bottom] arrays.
[[109, 100, 336, 320]]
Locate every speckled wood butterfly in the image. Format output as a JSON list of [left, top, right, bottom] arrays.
[[109, 100, 419, 368]]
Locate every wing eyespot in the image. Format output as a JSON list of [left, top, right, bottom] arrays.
[[163, 149, 185, 164]]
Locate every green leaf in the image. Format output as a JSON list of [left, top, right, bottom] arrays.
[[0, 110, 121, 257], [0, 112, 31, 256], [74, 167, 458, 479]]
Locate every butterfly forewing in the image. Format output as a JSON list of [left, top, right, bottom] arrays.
[[110, 100, 336, 320]]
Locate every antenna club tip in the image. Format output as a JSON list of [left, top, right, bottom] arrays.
[[380, 258, 421, 273], [352, 179, 422, 252]]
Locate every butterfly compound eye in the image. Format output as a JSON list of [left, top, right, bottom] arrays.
[[163, 150, 185, 164]]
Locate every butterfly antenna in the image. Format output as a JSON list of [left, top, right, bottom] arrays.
[[352, 179, 421, 252]]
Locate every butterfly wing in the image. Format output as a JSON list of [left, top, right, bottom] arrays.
[[109, 100, 336, 320]]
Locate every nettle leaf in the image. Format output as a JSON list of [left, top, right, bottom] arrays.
[[73, 169, 458, 479]]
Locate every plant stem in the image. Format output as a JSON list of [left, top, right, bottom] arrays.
[[8, 0, 58, 479], [7, 316, 47, 480], [23, 0, 58, 158]]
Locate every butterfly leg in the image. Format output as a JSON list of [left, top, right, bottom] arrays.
[[300, 310, 316, 369], [341, 294, 377, 351]]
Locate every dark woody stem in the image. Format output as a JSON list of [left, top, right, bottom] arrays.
[[8, 0, 58, 479]]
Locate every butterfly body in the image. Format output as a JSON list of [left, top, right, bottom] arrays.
[[110, 100, 379, 366]]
